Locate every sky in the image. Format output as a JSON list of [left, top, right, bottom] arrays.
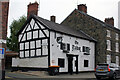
[[8, 0, 120, 37]]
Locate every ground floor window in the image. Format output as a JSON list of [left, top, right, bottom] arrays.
[[58, 58, 65, 68], [84, 60, 89, 67]]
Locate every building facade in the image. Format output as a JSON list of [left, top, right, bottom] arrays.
[[12, 14, 96, 73], [61, 4, 120, 66]]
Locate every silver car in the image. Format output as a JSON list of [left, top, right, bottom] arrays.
[[95, 63, 120, 80]]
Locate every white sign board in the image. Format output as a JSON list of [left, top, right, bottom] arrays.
[[0, 48, 4, 59]]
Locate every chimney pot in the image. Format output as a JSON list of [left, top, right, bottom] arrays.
[[104, 17, 114, 26], [50, 15, 56, 22], [77, 4, 87, 13], [27, 2, 39, 18]]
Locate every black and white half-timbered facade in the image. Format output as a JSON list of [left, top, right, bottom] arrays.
[[12, 15, 96, 73]]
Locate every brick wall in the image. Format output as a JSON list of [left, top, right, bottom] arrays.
[[27, 2, 39, 18], [61, 9, 120, 65], [0, 1, 9, 54]]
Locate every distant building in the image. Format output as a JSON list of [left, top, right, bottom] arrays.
[[118, 1, 120, 29], [12, 2, 96, 73], [62, 4, 120, 66]]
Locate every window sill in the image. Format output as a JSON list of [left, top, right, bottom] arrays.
[[107, 49, 111, 51]]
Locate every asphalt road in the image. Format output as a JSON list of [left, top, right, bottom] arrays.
[[5, 71, 96, 80], [5, 70, 120, 80]]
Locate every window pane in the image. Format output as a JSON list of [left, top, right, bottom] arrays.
[[84, 60, 89, 67], [107, 40, 111, 50], [116, 43, 119, 52], [107, 30, 110, 37], [116, 33, 119, 40], [58, 58, 65, 67]]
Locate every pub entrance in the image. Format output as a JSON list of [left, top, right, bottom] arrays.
[[67, 54, 78, 74]]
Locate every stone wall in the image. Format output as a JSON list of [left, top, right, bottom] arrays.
[[61, 9, 120, 65]]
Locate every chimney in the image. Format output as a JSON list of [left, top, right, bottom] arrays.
[[50, 15, 56, 22], [27, 2, 39, 18], [77, 4, 87, 13], [0, 0, 9, 40], [104, 17, 114, 26]]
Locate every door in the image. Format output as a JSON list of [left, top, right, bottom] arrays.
[[68, 56, 73, 74]]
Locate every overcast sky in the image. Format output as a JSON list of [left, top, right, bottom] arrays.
[[8, 0, 120, 37]]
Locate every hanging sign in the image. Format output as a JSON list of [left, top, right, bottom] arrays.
[[0, 48, 4, 59]]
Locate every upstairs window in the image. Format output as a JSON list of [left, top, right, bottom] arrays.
[[116, 33, 119, 40], [60, 43, 70, 52], [83, 46, 90, 55], [116, 42, 119, 52], [107, 30, 111, 38], [107, 40, 111, 51]]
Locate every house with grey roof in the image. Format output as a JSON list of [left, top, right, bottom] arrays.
[[61, 4, 120, 66], [12, 14, 96, 74]]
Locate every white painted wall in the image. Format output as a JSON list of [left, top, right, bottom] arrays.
[[12, 57, 48, 68], [12, 18, 49, 68], [50, 31, 95, 72], [13, 18, 95, 72]]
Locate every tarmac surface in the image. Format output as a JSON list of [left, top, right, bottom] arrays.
[[4, 70, 120, 80], [5, 70, 96, 80]]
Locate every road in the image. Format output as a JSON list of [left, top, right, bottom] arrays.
[[5, 70, 120, 80]]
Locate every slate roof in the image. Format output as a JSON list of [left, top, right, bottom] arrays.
[[75, 9, 120, 32], [17, 15, 96, 42]]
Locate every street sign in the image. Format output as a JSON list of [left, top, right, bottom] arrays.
[[0, 48, 4, 59]]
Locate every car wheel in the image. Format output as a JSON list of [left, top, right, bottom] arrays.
[[112, 73, 116, 80]]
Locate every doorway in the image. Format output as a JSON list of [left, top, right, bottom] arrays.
[[67, 55, 78, 74]]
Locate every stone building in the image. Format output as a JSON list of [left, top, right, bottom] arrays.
[[61, 4, 120, 66]]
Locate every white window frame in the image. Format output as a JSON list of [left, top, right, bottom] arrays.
[[107, 30, 111, 38], [107, 55, 111, 64], [116, 42, 119, 52], [107, 40, 111, 51], [116, 56, 119, 66], [116, 33, 119, 40]]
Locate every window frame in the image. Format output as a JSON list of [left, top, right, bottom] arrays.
[[58, 58, 65, 68], [106, 40, 111, 51], [106, 30, 111, 38], [84, 60, 89, 67]]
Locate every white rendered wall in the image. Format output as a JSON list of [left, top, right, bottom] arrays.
[[12, 57, 48, 68], [12, 18, 49, 68], [50, 31, 95, 72]]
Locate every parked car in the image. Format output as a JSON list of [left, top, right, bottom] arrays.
[[95, 63, 120, 80]]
